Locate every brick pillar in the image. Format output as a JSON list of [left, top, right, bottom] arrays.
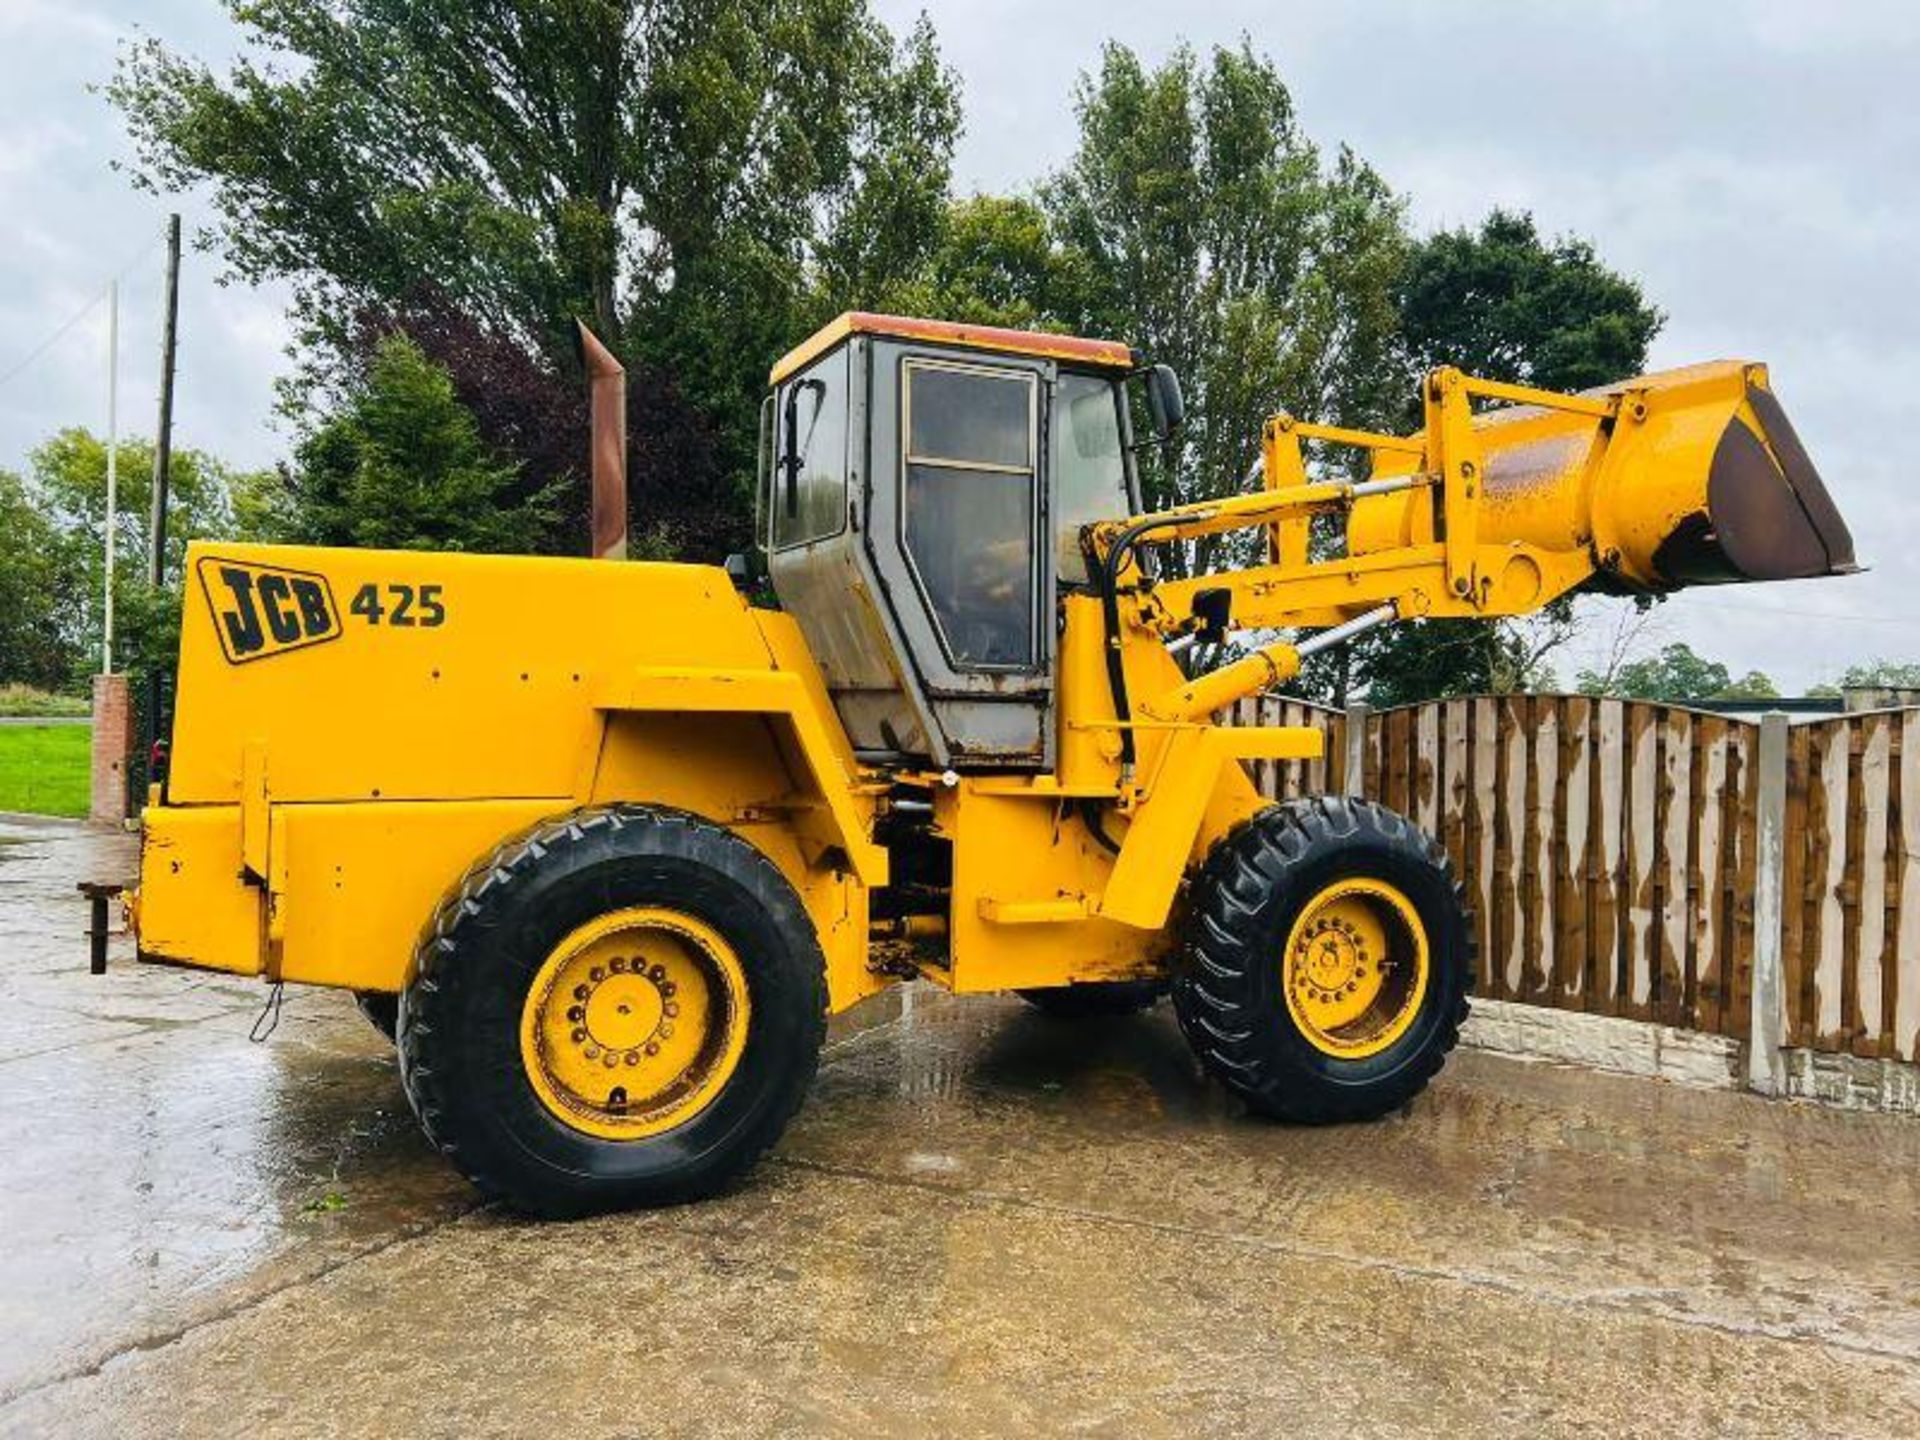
[[90, 673, 133, 827]]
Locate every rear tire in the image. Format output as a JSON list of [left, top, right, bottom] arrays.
[[1017, 979, 1163, 1019], [1173, 797, 1472, 1124], [398, 804, 826, 1218]]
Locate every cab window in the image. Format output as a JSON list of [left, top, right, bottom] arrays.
[[901, 358, 1038, 669], [1051, 372, 1129, 585], [770, 347, 850, 550]]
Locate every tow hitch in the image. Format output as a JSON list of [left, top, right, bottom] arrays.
[[77, 881, 123, 975]]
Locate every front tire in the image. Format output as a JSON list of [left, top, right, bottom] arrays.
[[1173, 797, 1472, 1124], [398, 804, 826, 1218]]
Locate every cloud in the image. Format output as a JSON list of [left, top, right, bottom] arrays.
[[3, 0, 1910, 690], [0, 0, 120, 46], [877, 0, 1920, 689], [0, 2, 293, 476]]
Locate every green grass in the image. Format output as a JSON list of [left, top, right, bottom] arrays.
[[0, 724, 92, 818], [0, 684, 90, 718]]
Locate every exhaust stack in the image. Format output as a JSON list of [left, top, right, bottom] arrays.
[[577, 321, 628, 561]]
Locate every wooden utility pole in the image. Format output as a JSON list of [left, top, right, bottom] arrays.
[[145, 213, 182, 778], [149, 213, 180, 591]]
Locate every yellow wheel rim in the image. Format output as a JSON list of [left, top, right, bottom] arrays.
[[518, 906, 750, 1140], [1282, 878, 1430, 1060]]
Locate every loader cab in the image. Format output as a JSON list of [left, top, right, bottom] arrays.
[[758, 313, 1145, 771]]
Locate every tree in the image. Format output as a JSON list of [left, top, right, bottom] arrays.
[[1338, 209, 1665, 703], [1355, 617, 1565, 708], [27, 430, 248, 679], [1040, 43, 1407, 547], [0, 469, 87, 689], [7, 431, 261, 740], [810, 16, 964, 314], [879, 195, 1092, 330], [1835, 660, 1920, 690], [112, 0, 961, 553], [1575, 642, 1778, 704], [341, 296, 739, 560], [262, 333, 555, 553], [1397, 208, 1664, 394], [1719, 670, 1780, 701], [1024, 51, 1662, 703]]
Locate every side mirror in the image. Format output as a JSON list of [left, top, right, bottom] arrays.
[[1144, 363, 1184, 442]]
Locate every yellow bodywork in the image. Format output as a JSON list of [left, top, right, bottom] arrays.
[[138, 550, 1297, 1008], [133, 351, 1839, 1012], [140, 545, 890, 1010]]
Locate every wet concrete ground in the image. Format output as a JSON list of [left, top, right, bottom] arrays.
[[2, 815, 1918, 1436]]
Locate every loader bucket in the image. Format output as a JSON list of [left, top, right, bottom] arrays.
[[1652, 377, 1856, 585], [1580, 363, 1857, 590], [1353, 360, 1858, 594]]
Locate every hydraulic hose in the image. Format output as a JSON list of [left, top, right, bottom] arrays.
[[1093, 513, 1191, 769]]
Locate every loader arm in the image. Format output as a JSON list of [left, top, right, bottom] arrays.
[[1054, 358, 1854, 933], [1085, 359, 1855, 741]]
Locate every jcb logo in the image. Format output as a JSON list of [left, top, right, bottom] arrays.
[[197, 557, 342, 665]]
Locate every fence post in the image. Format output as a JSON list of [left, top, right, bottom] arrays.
[[1343, 701, 1370, 798], [1748, 710, 1790, 1095]]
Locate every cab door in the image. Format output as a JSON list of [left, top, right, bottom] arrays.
[[865, 341, 1054, 768]]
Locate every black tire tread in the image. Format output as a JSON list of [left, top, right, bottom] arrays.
[[1173, 796, 1475, 1124], [397, 803, 827, 1216]]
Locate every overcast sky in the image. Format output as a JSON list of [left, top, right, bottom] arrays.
[[3, 1, 1915, 689]]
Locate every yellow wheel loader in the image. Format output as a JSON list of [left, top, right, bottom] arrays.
[[114, 312, 1854, 1216]]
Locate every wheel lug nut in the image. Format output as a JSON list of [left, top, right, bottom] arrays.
[[584, 1044, 602, 1060], [571, 1027, 587, 1044], [590, 966, 605, 982], [603, 1053, 619, 1068], [659, 1023, 674, 1040], [664, 1001, 679, 1018], [661, 981, 676, 998], [649, 964, 666, 982], [567, 1005, 584, 1022], [610, 956, 627, 973], [645, 1041, 660, 1057], [573, 984, 589, 1001], [624, 1051, 640, 1066]]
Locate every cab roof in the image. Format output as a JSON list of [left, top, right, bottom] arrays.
[[769, 311, 1134, 386]]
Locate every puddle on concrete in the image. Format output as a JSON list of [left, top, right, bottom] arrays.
[[6, 820, 1920, 1429], [0, 819, 475, 1399]]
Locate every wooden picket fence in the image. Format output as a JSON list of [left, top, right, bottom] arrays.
[[1227, 693, 1920, 1064]]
